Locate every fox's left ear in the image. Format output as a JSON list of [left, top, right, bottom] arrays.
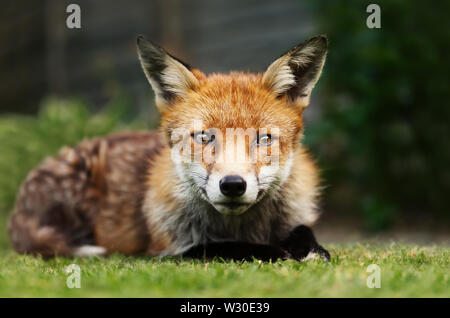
[[262, 35, 327, 108], [137, 36, 199, 111]]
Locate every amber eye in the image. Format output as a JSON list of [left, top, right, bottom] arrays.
[[192, 131, 215, 145], [257, 134, 272, 146]]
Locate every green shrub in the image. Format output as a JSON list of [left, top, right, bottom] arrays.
[[305, 0, 450, 229]]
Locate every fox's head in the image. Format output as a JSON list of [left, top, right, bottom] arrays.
[[137, 35, 327, 215]]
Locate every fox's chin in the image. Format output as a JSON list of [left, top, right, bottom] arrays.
[[211, 202, 252, 215]]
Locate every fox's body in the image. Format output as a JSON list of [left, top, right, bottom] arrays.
[[9, 36, 330, 260]]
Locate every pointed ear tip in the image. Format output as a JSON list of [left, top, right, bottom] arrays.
[[136, 35, 146, 48], [136, 35, 157, 49], [136, 35, 144, 42], [311, 35, 328, 47]]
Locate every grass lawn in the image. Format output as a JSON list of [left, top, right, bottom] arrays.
[[0, 243, 448, 297]]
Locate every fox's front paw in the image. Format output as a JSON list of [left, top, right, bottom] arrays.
[[299, 245, 330, 262], [312, 244, 331, 262], [281, 225, 331, 262]]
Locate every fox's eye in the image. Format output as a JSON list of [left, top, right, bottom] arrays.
[[257, 134, 272, 146], [192, 131, 215, 145]]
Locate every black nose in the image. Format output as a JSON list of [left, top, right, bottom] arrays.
[[219, 175, 247, 197]]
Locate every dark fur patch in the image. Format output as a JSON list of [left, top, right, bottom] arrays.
[[182, 241, 291, 262], [182, 225, 330, 262]]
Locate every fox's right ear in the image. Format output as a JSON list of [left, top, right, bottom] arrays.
[[137, 36, 198, 110], [262, 35, 327, 109]]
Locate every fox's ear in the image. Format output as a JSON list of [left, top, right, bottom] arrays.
[[262, 35, 327, 108], [137, 36, 198, 110]]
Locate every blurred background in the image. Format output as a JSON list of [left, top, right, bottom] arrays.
[[0, 0, 449, 248]]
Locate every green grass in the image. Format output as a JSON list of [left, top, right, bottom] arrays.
[[0, 99, 448, 297], [0, 244, 448, 297]]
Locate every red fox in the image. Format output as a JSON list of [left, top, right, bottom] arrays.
[[8, 35, 330, 261]]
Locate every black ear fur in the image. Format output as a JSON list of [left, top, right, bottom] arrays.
[[136, 36, 195, 106], [263, 35, 328, 106], [286, 35, 327, 101]]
